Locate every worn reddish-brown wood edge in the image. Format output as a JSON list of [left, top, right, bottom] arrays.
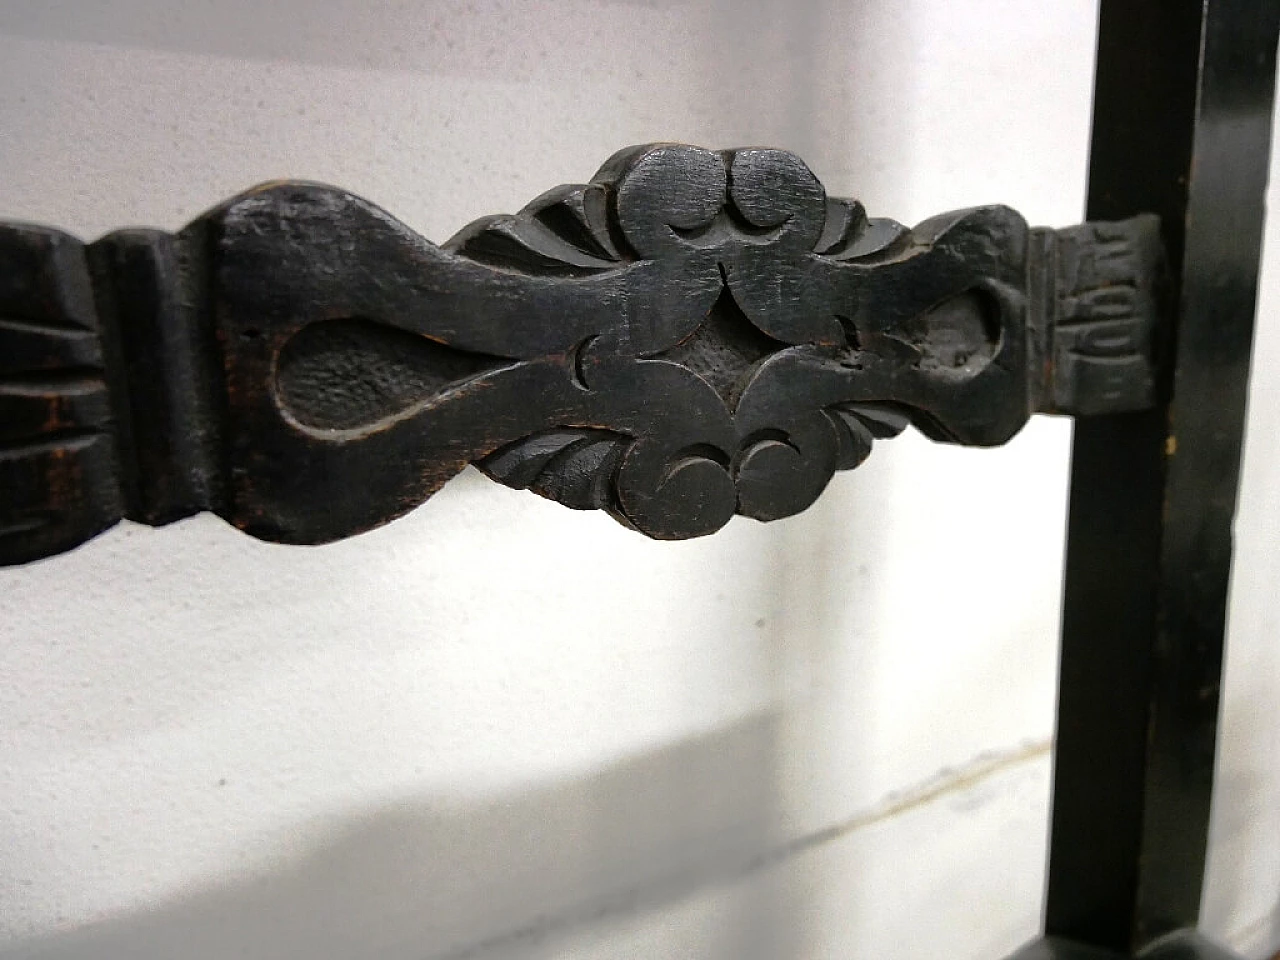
[[0, 143, 1164, 564]]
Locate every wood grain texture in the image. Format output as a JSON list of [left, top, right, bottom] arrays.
[[0, 144, 1164, 562]]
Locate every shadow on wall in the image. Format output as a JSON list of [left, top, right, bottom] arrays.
[[5, 714, 798, 960]]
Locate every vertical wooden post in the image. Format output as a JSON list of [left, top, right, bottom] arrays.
[[1047, 0, 1280, 952]]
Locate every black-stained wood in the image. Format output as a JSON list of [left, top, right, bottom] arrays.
[[1048, 0, 1280, 952], [0, 144, 1165, 563]]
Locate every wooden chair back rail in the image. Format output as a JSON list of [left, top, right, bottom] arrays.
[[0, 146, 1161, 562]]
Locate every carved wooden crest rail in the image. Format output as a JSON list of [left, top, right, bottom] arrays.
[[0, 143, 1162, 564]]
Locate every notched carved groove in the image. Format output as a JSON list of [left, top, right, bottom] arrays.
[[0, 221, 120, 565], [0, 142, 1166, 561], [1046, 215, 1163, 415], [0, 427, 105, 459], [0, 368, 106, 395]]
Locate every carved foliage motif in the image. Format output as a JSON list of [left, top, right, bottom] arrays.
[[0, 143, 1162, 562], [219, 145, 1038, 542]]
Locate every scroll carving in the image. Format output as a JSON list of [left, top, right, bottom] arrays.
[[0, 143, 1164, 563]]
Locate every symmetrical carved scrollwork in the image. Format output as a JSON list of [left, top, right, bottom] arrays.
[[0, 144, 1163, 563]]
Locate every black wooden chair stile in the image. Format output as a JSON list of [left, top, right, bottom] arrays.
[[0, 2, 1275, 957]]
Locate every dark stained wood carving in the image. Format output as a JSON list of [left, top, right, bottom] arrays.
[[0, 144, 1164, 564]]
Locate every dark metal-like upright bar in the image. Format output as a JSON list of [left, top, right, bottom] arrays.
[[1044, 0, 1279, 957]]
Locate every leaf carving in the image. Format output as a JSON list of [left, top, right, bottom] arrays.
[[444, 183, 625, 275], [479, 428, 630, 511]]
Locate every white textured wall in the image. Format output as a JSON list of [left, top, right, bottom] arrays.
[[1203, 89, 1280, 956], [0, 2, 1273, 959]]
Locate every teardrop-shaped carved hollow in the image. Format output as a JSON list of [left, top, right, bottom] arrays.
[[275, 318, 503, 431]]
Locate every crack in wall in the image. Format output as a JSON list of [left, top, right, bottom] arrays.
[[432, 737, 1053, 960]]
